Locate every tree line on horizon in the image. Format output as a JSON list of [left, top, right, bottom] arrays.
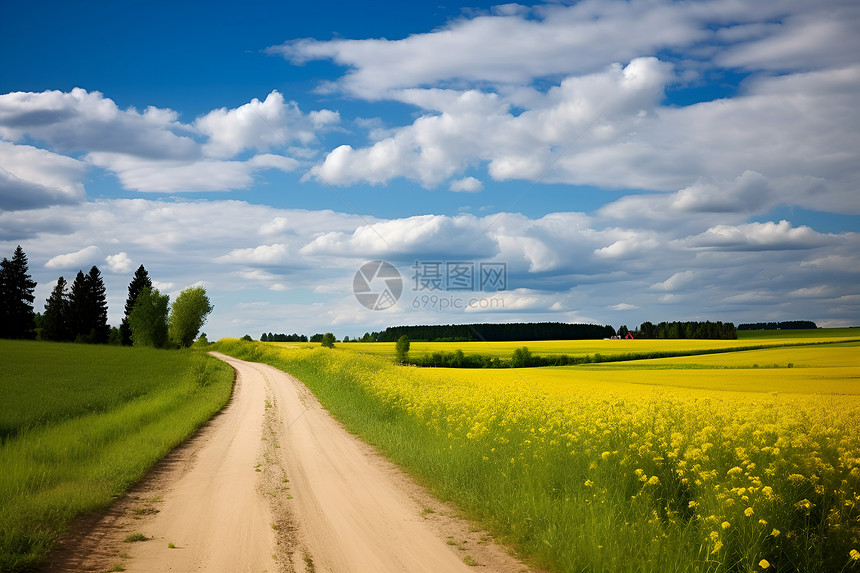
[[375, 322, 616, 342], [255, 321, 743, 344], [0, 246, 211, 348], [260, 332, 309, 342], [737, 321, 817, 331], [634, 320, 737, 340]]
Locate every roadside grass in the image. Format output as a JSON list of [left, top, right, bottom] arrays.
[[214, 337, 860, 573], [0, 340, 233, 571]]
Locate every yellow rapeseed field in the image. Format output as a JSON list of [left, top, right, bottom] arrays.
[[330, 328, 860, 361], [338, 338, 778, 358], [220, 338, 860, 572], [591, 341, 860, 369]]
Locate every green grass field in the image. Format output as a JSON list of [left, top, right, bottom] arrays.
[[217, 331, 860, 572], [0, 340, 234, 571]]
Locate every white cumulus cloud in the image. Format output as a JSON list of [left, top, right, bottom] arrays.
[[685, 221, 833, 251], [105, 252, 134, 273], [45, 245, 101, 269], [218, 243, 291, 265], [194, 91, 339, 158], [0, 89, 330, 198], [0, 141, 86, 210], [449, 177, 483, 192]]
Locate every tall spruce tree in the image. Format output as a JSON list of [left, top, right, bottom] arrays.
[[69, 266, 110, 343], [121, 265, 152, 345], [69, 270, 90, 341], [42, 276, 72, 341], [0, 246, 37, 339], [87, 266, 110, 343]]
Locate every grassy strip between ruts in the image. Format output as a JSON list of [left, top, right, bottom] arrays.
[[0, 340, 234, 572], [212, 338, 860, 573]]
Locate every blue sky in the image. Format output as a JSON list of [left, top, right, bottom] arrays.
[[1, 0, 858, 338]]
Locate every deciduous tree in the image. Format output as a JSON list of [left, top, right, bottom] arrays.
[[128, 287, 169, 348], [321, 332, 336, 348], [168, 286, 213, 348], [395, 335, 410, 363]]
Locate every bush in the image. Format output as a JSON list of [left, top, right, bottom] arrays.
[[395, 335, 410, 363], [321, 332, 336, 348], [510, 346, 534, 368]]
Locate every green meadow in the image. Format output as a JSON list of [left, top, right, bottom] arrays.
[[0, 340, 233, 571]]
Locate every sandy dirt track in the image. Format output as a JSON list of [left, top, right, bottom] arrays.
[[47, 353, 533, 572]]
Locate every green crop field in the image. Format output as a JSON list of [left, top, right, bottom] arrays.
[[216, 332, 860, 572], [0, 340, 234, 571]]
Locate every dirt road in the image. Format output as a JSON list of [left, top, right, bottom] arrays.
[[48, 353, 532, 572]]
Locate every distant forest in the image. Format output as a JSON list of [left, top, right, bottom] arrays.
[[375, 322, 615, 342], [260, 320, 753, 345], [635, 321, 737, 340], [261, 333, 308, 342], [737, 321, 817, 331]]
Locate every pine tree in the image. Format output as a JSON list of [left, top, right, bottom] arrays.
[[69, 266, 110, 343], [0, 246, 37, 339], [69, 270, 90, 341], [42, 276, 73, 341], [87, 266, 110, 344], [121, 265, 152, 346]]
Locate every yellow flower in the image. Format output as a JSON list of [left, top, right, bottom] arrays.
[[711, 541, 723, 554], [771, 528, 780, 537], [647, 475, 660, 486], [759, 519, 768, 526], [759, 559, 770, 569], [794, 499, 813, 512], [850, 549, 860, 561], [584, 479, 594, 487], [745, 507, 755, 517], [721, 521, 731, 529]]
